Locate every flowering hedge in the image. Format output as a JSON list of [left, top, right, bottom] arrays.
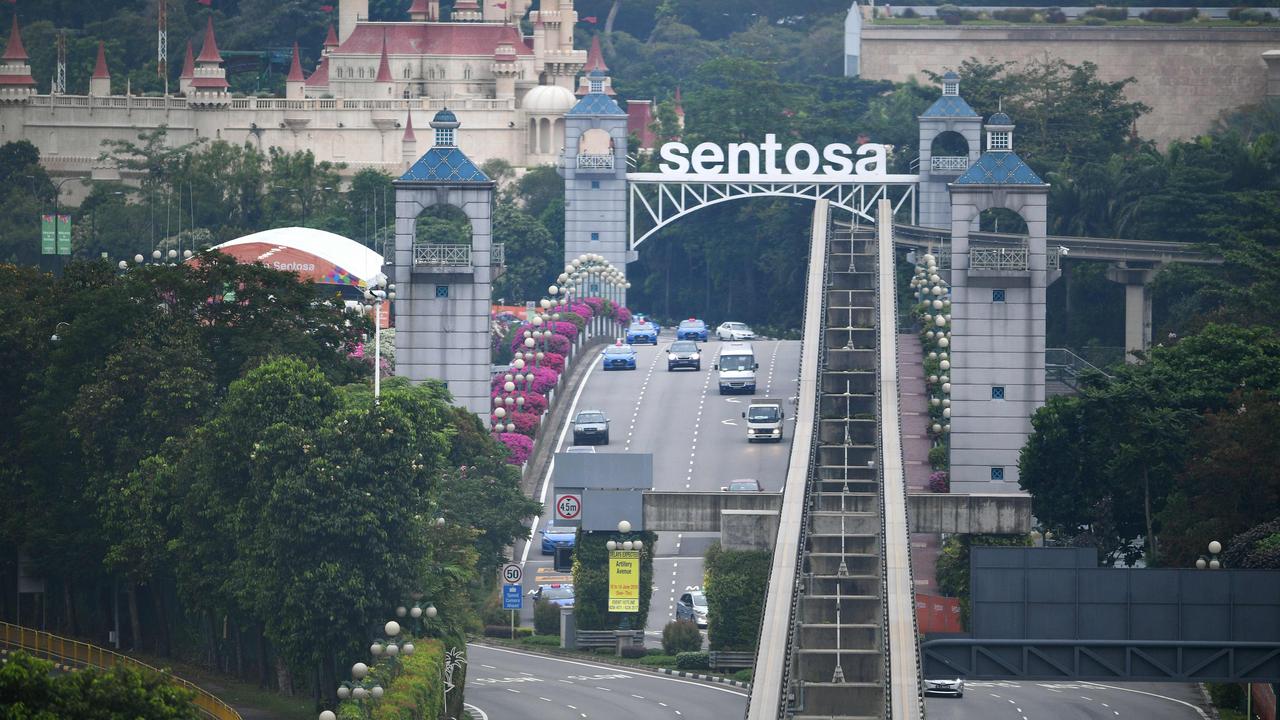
[[555, 312, 586, 331], [929, 471, 950, 493], [540, 352, 565, 374], [544, 333, 571, 355], [584, 297, 604, 315], [488, 389, 548, 416], [495, 432, 533, 465], [615, 307, 632, 326], [504, 411, 541, 437], [551, 320, 579, 339], [527, 365, 560, 394]]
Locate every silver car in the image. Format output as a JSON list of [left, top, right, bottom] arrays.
[[923, 677, 964, 698], [676, 590, 708, 628], [572, 410, 610, 445], [716, 321, 756, 341]]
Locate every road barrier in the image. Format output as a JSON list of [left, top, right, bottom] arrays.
[[0, 621, 242, 720]]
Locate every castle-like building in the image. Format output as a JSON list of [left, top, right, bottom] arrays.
[[0, 0, 658, 197]]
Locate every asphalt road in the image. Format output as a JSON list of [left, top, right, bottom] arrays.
[[924, 680, 1208, 720], [465, 643, 748, 720], [513, 330, 801, 636]]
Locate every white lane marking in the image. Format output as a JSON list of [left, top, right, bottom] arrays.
[[481, 664, 496, 669], [464, 703, 489, 720], [558, 679, 574, 684], [595, 686, 611, 692], [659, 702, 667, 707], [1081, 696, 1092, 701], [522, 359, 598, 566], [721, 419, 737, 426], [1080, 683, 1207, 720], [540, 696, 552, 702], [519, 671, 535, 676], [470, 644, 748, 697], [631, 694, 645, 699], [567, 705, 577, 710], [507, 688, 521, 693]]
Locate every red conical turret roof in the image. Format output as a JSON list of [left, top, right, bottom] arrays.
[[196, 17, 222, 63], [180, 40, 195, 79], [287, 42, 304, 82], [3, 15, 28, 62], [323, 24, 339, 48], [92, 41, 111, 79], [375, 35, 392, 83], [403, 112, 416, 142], [306, 55, 330, 87], [584, 35, 607, 72]]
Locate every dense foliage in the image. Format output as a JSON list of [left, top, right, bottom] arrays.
[[935, 534, 1033, 629], [1019, 325, 1280, 566], [661, 620, 703, 655], [571, 529, 657, 631], [0, 651, 201, 720], [703, 543, 772, 651], [0, 257, 538, 706]]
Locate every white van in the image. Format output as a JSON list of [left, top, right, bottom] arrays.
[[715, 342, 758, 394]]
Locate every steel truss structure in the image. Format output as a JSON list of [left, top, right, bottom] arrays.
[[626, 175, 918, 249], [921, 638, 1280, 683]]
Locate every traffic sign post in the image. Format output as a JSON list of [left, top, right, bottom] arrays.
[[502, 584, 522, 639], [555, 493, 582, 522], [501, 563, 523, 585]]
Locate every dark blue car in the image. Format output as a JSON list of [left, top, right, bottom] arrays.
[[625, 321, 658, 344], [601, 343, 638, 370], [540, 524, 576, 554], [677, 319, 708, 342]]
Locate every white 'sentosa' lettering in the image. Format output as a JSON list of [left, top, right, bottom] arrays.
[[658, 134, 888, 178]]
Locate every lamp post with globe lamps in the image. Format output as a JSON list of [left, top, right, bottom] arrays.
[[363, 273, 394, 403], [1195, 540, 1223, 570]]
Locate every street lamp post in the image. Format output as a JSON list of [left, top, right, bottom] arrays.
[[1195, 540, 1223, 570], [364, 273, 394, 403]]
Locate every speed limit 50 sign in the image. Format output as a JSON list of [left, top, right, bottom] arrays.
[[555, 492, 582, 521]]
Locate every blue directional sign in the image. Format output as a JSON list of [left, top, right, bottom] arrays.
[[502, 583, 523, 610]]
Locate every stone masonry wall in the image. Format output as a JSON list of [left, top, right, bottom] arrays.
[[862, 26, 1280, 146]]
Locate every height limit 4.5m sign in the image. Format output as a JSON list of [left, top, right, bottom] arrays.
[[555, 492, 581, 522]]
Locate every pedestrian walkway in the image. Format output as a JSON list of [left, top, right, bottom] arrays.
[[897, 333, 940, 592]]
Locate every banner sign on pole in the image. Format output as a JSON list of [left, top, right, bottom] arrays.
[[57, 215, 71, 255], [607, 550, 640, 612], [41, 215, 55, 255], [502, 584, 523, 610]]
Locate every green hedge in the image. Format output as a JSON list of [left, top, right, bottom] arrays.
[[534, 597, 560, 635], [335, 635, 469, 720], [572, 529, 658, 630], [704, 542, 772, 651], [675, 651, 710, 670]]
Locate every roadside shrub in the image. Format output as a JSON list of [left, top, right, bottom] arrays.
[[1084, 6, 1126, 21], [515, 626, 534, 638], [662, 620, 704, 655], [483, 625, 514, 638], [929, 470, 950, 493], [494, 432, 532, 465], [733, 668, 753, 683], [638, 654, 677, 666], [1208, 682, 1247, 711], [506, 411, 540, 437], [539, 352, 565, 374], [900, 7, 918, 18], [480, 594, 507, 626], [1140, 7, 1197, 23], [704, 543, 772, 652], [527, 365, 561, 394], [1082, 15, 1107, 25], [1230, 7, 1276, 22], [620, 646, 648, 659], [343, 638, 446, 720], [551, 320, 579, 338], [992, 8, 1036, 22], [675, 651, 710, 670], [928, 443, 949, 470], [520, 634, 560, 647], [544, 333, 571, 356], [615, 307, 632, 325], [1045, 7, 1067, 23], [594, 646, 615, 655], [534, 598, 560, 636], [937, 4, 962, 24]]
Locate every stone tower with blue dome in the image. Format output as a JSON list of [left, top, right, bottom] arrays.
[[946, 111, 1050, 493], [392, 108, 496, 416], [561, 62, 632, 302], [918, 71, 982, 229]]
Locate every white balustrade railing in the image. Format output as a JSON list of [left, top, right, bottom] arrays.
[[930, 156, 968, 172], [970, 245, 1029, 271], [576, 154, 614, 170], [413, 244, 471, 268]]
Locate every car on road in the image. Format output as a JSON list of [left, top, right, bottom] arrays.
[[676, 590, 709, 628], [715, 342, 758, 394], [676, 318, 709, 342], [923, 678, 964, 698], [744, 398, 785, 442], [540, 525, 577, 555], [721, 478, 763, 492], [666, 340, 702, 371], [716, 321, 756, 341], [572, 410, 610, 445], [530, 583, 575, 608], [625, 320, 659, 344], [601, 343, 638, 371]]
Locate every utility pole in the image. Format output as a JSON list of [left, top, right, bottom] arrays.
[[157, 0, 169, 95], [53, 32, 66, 95]]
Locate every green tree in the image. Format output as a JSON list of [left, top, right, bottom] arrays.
[[492, 205, 558, 303], [0, 652, 201, 720]]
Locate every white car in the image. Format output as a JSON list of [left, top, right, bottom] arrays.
[[923, 677, 964, 698], [716, 322, 756, 341]]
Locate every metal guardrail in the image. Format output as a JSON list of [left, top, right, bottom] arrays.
[[877, 201, 926, 719], [0, 622, 242, 720], [930, 156, 968, 172], [576, 154, 614, 170], [413, 243, 471, 268], [1046, 347, 1114, 392], [745, 199, 829, 720], [893, 222, 1220, 266]]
